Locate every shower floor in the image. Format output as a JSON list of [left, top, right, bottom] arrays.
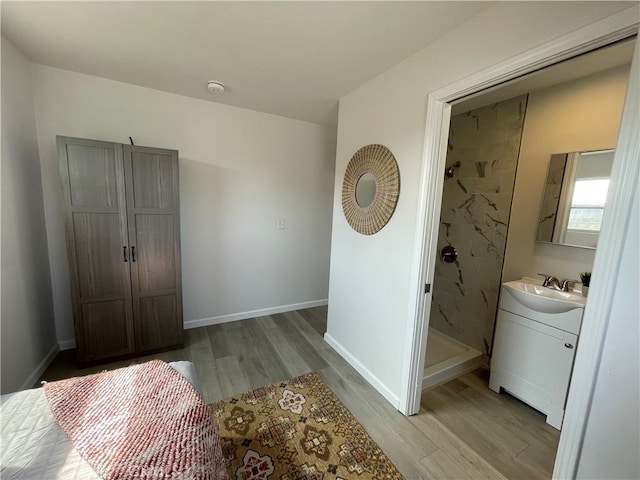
[[423, 329, 484, 390]]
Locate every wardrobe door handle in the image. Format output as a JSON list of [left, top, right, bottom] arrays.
[[131, 246, 136, 262], [564, 343, 574, 349], [123, 246, 128, 262]]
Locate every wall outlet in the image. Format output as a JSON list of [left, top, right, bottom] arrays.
[[277, 218, 286, 230]]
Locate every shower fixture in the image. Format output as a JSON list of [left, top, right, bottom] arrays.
[[444, 161, 461, 179], [441, 245, 458, 263]]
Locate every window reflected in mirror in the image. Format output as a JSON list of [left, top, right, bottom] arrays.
[[567, 178, 609, 230], [537, 149, 614, 249]]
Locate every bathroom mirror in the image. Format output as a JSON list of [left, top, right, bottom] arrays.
[[342, 144, 400, 235], [355, 173, 376, 207], [536, 149, 614, 249]]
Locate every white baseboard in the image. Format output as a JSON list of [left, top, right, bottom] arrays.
[[57, 299, 328, 346], [57, 300, 328, 350], [58, 339, 76, 351], [323, 332, 400, 409], [21, 343, 59, 390], [183, 299, 328, 330]]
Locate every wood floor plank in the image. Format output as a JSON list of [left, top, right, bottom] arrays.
[[285, 310, 372, 390], [410, 409, 507, 480], [423, 389, 546, 479], [185, 328, 222, 403], [244, 320, 291, 384], [272, 312, 328, 371], [435, 384, 530, 456], [206, 324, 234, 359], [218, 319, 245, 330], [296, 307, 327, 336], [261, 324, 313, 378], [285, 308, 323, 333], [157, 346, 191, 364], [458, 369, 561, 449], [516, 443, 558, 478], [421, 449, 480, 480], [223, 324, 273, 390], [254, 314, 277, 329], [214, 355, 249, 399], [456, 380, 559, 455]]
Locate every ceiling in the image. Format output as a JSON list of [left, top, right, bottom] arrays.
[[452, 38, 635, 114], [1, 1, 494, 126]]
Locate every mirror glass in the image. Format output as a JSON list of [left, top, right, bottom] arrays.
[[537, 149, 614, 249], [355, 172, 376, 207]]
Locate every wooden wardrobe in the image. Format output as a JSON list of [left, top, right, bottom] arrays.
[[57, 136, 183, 364]]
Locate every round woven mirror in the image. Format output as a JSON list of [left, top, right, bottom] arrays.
[[342, 144, 400, 235]]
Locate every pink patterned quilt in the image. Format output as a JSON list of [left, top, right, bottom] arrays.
[[44, 360, 228, 480]]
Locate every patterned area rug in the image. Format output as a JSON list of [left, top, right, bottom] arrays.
[[209, 372, 404, 480]]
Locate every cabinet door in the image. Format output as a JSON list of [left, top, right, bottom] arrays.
[[124, 145, 183, 352], [57, 137, 135, 363], [490, 309, 577, 427]]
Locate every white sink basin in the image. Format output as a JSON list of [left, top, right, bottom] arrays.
[[503, 280, 586, 314]]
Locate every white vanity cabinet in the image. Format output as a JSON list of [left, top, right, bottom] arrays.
[[489, 282, 584, 430]]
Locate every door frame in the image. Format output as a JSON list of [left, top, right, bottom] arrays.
[[399, 6, 638, 479]]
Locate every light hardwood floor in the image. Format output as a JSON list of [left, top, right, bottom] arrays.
[[40, 306, 559, 479]]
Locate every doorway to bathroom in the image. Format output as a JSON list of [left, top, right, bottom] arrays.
[[414, 35, 635, 479], [422, 37, 634, 389], [422, 92, 527, 390]]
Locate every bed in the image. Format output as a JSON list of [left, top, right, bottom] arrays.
[[0, 361, 215, 479]]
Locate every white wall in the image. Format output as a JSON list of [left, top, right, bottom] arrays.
[[1, 38, 57, 393], [576, 185, 639, 479], [31, 65, 336, 346], [326, 2, 635, 404], [503, 65, 630, 282]]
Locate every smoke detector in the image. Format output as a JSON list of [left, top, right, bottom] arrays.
[[206, 81, 225, 94]]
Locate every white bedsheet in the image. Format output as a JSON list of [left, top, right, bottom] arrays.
[[0, 361, 202, 479]]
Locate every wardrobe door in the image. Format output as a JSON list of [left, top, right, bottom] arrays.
[[124, 145, 183, 352], [57, 137, 135, 363]]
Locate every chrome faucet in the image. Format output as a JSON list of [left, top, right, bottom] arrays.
[[560, 279, 580, 292], [538, 273, 580, 292], [538, 273, 561, 290]]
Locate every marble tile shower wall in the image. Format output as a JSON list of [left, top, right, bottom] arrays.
[[430, 95, 528, 354]]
